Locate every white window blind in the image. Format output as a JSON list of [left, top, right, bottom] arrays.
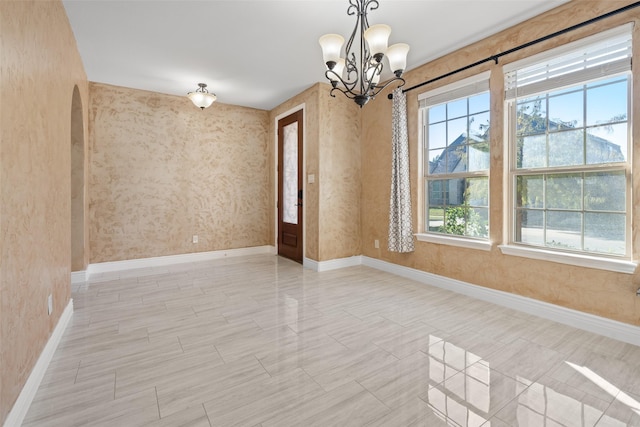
[[505, 24, 632, 100], [419, 71, 490, 108]]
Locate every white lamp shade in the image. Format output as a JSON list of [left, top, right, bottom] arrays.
[[366, 66, 381, 85], [188, 91, 217, 109], [327, 58, 345, 82], [319, 34, 345, 64], [386, 43, 410, 74], [364, 24, 391, 57]]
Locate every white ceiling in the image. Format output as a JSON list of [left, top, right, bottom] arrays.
[[63, 0, 570, 111]]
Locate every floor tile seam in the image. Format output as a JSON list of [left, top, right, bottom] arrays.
[[325, 331, 366, 352], [153, 386, 161, 421], [583, 397, 614, 427], [306, 348, 400, 391], [418, 380, 524, 424], [463, 360, 536, 388], [363, 341, 399, 363], [418, 395, 488, 426], [25, 380, 120, 422], [260, 380, 368, 427], [73, 359, 81, 384], [354, 378, 393, 412], [201, 403, 214, 427], [254, 355, 273, 378], [352, 378, 399, 413], [465, 374, 530, 420], [215, 380, 323, 427], [517, 335, 582, 358], [302, 366, 326, 390]]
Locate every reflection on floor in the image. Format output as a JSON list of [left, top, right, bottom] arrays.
[[23, 254, 640, 426]]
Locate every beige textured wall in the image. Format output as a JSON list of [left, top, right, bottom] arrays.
[[71, 86, 86, 271], [89, 83, 270, 263], [362, 0, 640, 326], [269, 83, 361, 262], [318, 90, 361, 261], [0, 0, 88, 423]]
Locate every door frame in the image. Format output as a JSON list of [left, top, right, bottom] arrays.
[[274, 104, 306, 262]]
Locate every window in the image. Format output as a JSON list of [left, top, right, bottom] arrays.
[[419, 73, 490, 241], [505, 26, 632, 258]]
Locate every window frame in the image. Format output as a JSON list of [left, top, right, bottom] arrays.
[[417, 71, 492, 249], [501, 25, 636, 273]]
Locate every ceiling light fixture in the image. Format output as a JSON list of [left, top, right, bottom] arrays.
[[187, 83, 217, 110], [319, 0, 409, 107]]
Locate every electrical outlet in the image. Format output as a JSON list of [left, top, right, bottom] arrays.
[[47, 294, 53, 316], [374, 239, 380, 249], [192, 235, 198, 244]]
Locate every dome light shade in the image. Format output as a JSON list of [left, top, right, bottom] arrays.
[[327, 58, 346, 82], [319, 34, 345, 67], [187, 83, 216, 109], [364, 24, 391, 59], [366, 66, 381, 85], [386, 43, 410, 75]]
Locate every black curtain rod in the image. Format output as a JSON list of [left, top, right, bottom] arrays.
[[388, 1, 640, 99]]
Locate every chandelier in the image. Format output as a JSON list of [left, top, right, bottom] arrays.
[[319, 0, 409, 107], [187, 83, 217, 110]]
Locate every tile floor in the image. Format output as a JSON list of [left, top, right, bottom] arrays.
[[23, 254, 640, 426]]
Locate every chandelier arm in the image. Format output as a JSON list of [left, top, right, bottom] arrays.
[[344, 1, 361, 61], [330, 86, 358, 100], [325, 69, 359, 94], [368, 76, 406, 99], [344, 51, 358, 85], [346, 0, 359, 16], [362, 0, 379, 27], [358, 0, 369, 94]]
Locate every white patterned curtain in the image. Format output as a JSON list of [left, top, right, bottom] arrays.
[[388, 88, 415, 253]]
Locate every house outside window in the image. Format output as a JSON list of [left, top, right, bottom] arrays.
[[419, 72, 491, 244], [504, 25, 632, 261]]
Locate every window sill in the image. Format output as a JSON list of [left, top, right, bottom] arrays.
[[498, 244, 637, 274], [415, 233, 492, 251]]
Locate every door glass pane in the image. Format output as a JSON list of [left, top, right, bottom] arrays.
[[283, 122, 298, 224]]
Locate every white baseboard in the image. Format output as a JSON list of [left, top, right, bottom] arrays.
[[87, 245, 276, 278], [304, 255, 362, 272], [70, 271, 87, 284], [361, 256, 640, 347], [3, 299, 74, 427]]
